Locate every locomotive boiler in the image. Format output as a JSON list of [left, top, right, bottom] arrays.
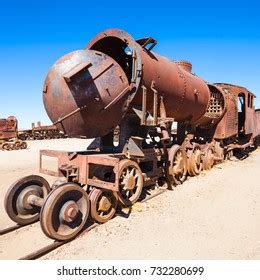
[[4, 29, 260, 241]]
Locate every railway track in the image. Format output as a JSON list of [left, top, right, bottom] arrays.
[[0, 187, 167, 260], [0, 224, 27, 235]]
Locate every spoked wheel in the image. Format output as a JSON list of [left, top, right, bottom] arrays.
[[13, 141, 21, 150], [202, 147, 215, 170], [168, 144, 187, 185], [117, 159, 143, 207], [4, 175, 50, 225], [89, 188, 118, 223], [187, 144, 203, 176], [2, 143, 12, 151], [40, 183, 90, 241], [20, 141, 27, 149]]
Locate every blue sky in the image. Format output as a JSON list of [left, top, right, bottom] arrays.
[[0, 0, 259, 128]]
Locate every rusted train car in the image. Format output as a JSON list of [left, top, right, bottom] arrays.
[[4, 29, 260, 241], [0, 116, 27, 150], [18, 121, 66, 140], [0, 117, 65, 151]]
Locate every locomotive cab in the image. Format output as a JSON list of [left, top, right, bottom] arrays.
[[238, 92, 246, 134]]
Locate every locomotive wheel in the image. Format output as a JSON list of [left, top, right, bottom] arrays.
[[202, 147, 215, 170], [20, 141, 27, 149], [2, 143, 11, 151], [187, 144, 203, 176], [4, 175, 50, 225], [40, 183, 90, 241], [14, 141, 21, 150], [89, 188, 118, 223], [117, 159, 143, 206], [225, 149, 233, 160], [168, 144, 187, 185]]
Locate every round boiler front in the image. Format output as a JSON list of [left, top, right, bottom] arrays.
[[43, 49, 131, 138]]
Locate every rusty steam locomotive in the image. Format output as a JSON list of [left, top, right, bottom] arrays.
[[4, 29, 260, 241]]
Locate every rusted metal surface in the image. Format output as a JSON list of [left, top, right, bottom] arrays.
[[254, 110, 260, 143], [3, 28, 260, 242], [213, 83, 256, 138], [0, 116, 62, 150], [18, 122, 66, 140], [0, 116, 17, 139], [0, 224, 27, 236], [187, 144, 203, 176], [202, 147, 215, 170], [40, 149, 120, 192], [168, 144, 187, 185], [0, 116, 27, 151], [43, 49, 131, 138], [89, 188, 118, 223], [40, 183, 90, 240], [4, 175, 50, 225], [87, 29, 212, 127], [175, 60, 192, 72], [43, 29, 231, 140], [117, 159, 143, 206]]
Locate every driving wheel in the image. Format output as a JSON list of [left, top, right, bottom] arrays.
[[202, 147, 215, 170], [187, 144, 203, 176], [168, 144, 187, 185], [117, 159, 143, 206]]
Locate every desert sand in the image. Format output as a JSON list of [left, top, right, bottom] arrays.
[[0, 139, 259, 260]]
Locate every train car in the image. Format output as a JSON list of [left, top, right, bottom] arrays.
[[18, 121, 66, 140], [4, 29, 259, 241], [0, 116, 27, 150]]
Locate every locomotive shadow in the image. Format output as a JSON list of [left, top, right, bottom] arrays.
[[232, 146, 256, 160]]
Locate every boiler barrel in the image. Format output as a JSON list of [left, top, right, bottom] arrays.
[[43, 29, 218, 138], [87, 29, 211, 126]]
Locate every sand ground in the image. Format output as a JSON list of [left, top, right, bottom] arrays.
[[0, 139, 259, 260]]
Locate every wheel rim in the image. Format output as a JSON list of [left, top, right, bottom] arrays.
[[1, 143, 7, 150], [2, 143, 11, 150], [187, 145, 202, 176], [40, 183, 90, 240], [168, 145, 187, 185], [117, 160, 143, 206], [20, 142, 27, 149], [203, 148, 214, 170], [4, 175, 50, 225], [14, 141, 20, 150], [90, 188, 118, 223]]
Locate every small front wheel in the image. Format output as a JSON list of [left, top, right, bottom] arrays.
[[4, 175, 50, 225], [40, 183, 90, 240]]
